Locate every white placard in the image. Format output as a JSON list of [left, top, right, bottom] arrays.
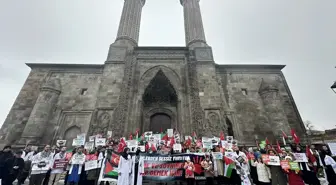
[[268, 155, 280, 166], [153, 134, 161, 143], [77, 133, 86, 140], [139, 145, 145, 152], [107, 131, 112, 138], [89, 136, 95, 142], [144, 131, 153, 138], [202, 137, 212, 142], [327, 143, 336, 156], [85, 160, 98, 171], [167, 129, 174, 137], [31, 160, 51, 171], [293, 153, 308, 162], [226, 136, 234, 143], [56, 140, 66, 147], [173, 144, 182, 152], [72, 138, 85, 146], [71, 154, 86, 165], [211, 137, 220, 145], [212, 152, 223, 160], [202, 141, 212, 149], [84, 142, 95, 150], [95, 138, 106, 146]]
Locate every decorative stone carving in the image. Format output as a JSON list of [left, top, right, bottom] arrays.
[[111, 56, 136, 137]]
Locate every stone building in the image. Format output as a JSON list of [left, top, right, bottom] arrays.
[[0, 0, 306, 147]]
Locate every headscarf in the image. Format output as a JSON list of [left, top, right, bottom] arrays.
[[121, 147, 129, 160]]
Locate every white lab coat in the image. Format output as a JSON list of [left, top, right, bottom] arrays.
[[130, 155, 144, 185], [117, 155, 132, 185]]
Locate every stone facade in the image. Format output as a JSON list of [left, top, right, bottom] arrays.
[[0, 0, 306, 147]]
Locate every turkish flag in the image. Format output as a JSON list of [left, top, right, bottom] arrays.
[[290, 129, 300, 144]]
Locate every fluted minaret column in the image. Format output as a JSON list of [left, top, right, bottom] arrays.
[[180, 0, 207, 48], [19, 79, 61, 145], [115, 0, 146, 46]]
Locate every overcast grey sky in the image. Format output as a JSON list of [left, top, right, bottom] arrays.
[[0, 0, 335, 131]]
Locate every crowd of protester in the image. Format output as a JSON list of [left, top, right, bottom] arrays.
[[0, 138, 336, 185]]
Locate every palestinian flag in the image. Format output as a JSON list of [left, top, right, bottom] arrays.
[[223, 156, 235, 178], [103, 152, 120, 179]]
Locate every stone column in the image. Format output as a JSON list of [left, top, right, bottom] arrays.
[[106, 0, 145, 62], [259, 79, 290, 137], [180, 0, 207, 48], [19, 79, 61, 145], [115, 0, 146, 46]]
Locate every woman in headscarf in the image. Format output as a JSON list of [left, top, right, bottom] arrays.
[[319, 149, 336, 185], [117, 147, 132, 185]]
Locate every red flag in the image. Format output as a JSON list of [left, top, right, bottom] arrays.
[[220, 132, 225, 141], [160, 127, 163, 133], [151, 143, 157, 152], [186, 137, 192, 147], [306, 145, 317, 169], [265, 137, 270, 145], [276, 140, 282, 153], [281, 130, 288, 138], [145, 142, 149, 152], [170, 137, 175, 147], [117, 138, 126, 153], [162, 133, 168, 141], [290, 129, 300, 144], [129, 133, 133, 140]]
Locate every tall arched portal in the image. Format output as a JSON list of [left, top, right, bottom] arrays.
[[142, 70, 178, 133]]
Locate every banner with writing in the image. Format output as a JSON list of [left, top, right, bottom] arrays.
[[53, 159, 68, 169], [142, 153, 206, 181]]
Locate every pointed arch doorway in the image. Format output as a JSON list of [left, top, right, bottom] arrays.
[[142, 70, 178, 133]]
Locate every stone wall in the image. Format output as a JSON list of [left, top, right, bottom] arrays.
[[216, 65, 305, 144], [0, 67, 48, 144]]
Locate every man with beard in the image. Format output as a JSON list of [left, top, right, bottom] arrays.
[[48, 147, 67, 185], [2, 150, 25, 185], [0, 146, 14, 182], [30, 145, 53, 185]]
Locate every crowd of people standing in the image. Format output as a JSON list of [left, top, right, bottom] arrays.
[[0, 140, 336, 185]]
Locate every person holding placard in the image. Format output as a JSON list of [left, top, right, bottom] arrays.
[[293, 145, 320, 185], [30, 145, 53, 185], [67, 146, 85, 185], [252, 157, 271, 185], [117, 147, 132, 185], [283, 156, 305, 185], [48, 147, 67, 185], [267, 149, 287, 185], [184, 158, 195, 185]]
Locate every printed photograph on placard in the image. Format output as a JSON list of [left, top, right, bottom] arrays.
[[226, 136, 234, 143], [56, 140, 66, 147]]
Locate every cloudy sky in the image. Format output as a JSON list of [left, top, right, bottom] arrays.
[[0, 0, 335, 130]]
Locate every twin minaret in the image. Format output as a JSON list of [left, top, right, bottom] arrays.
[[114, 0, 207, 48]]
